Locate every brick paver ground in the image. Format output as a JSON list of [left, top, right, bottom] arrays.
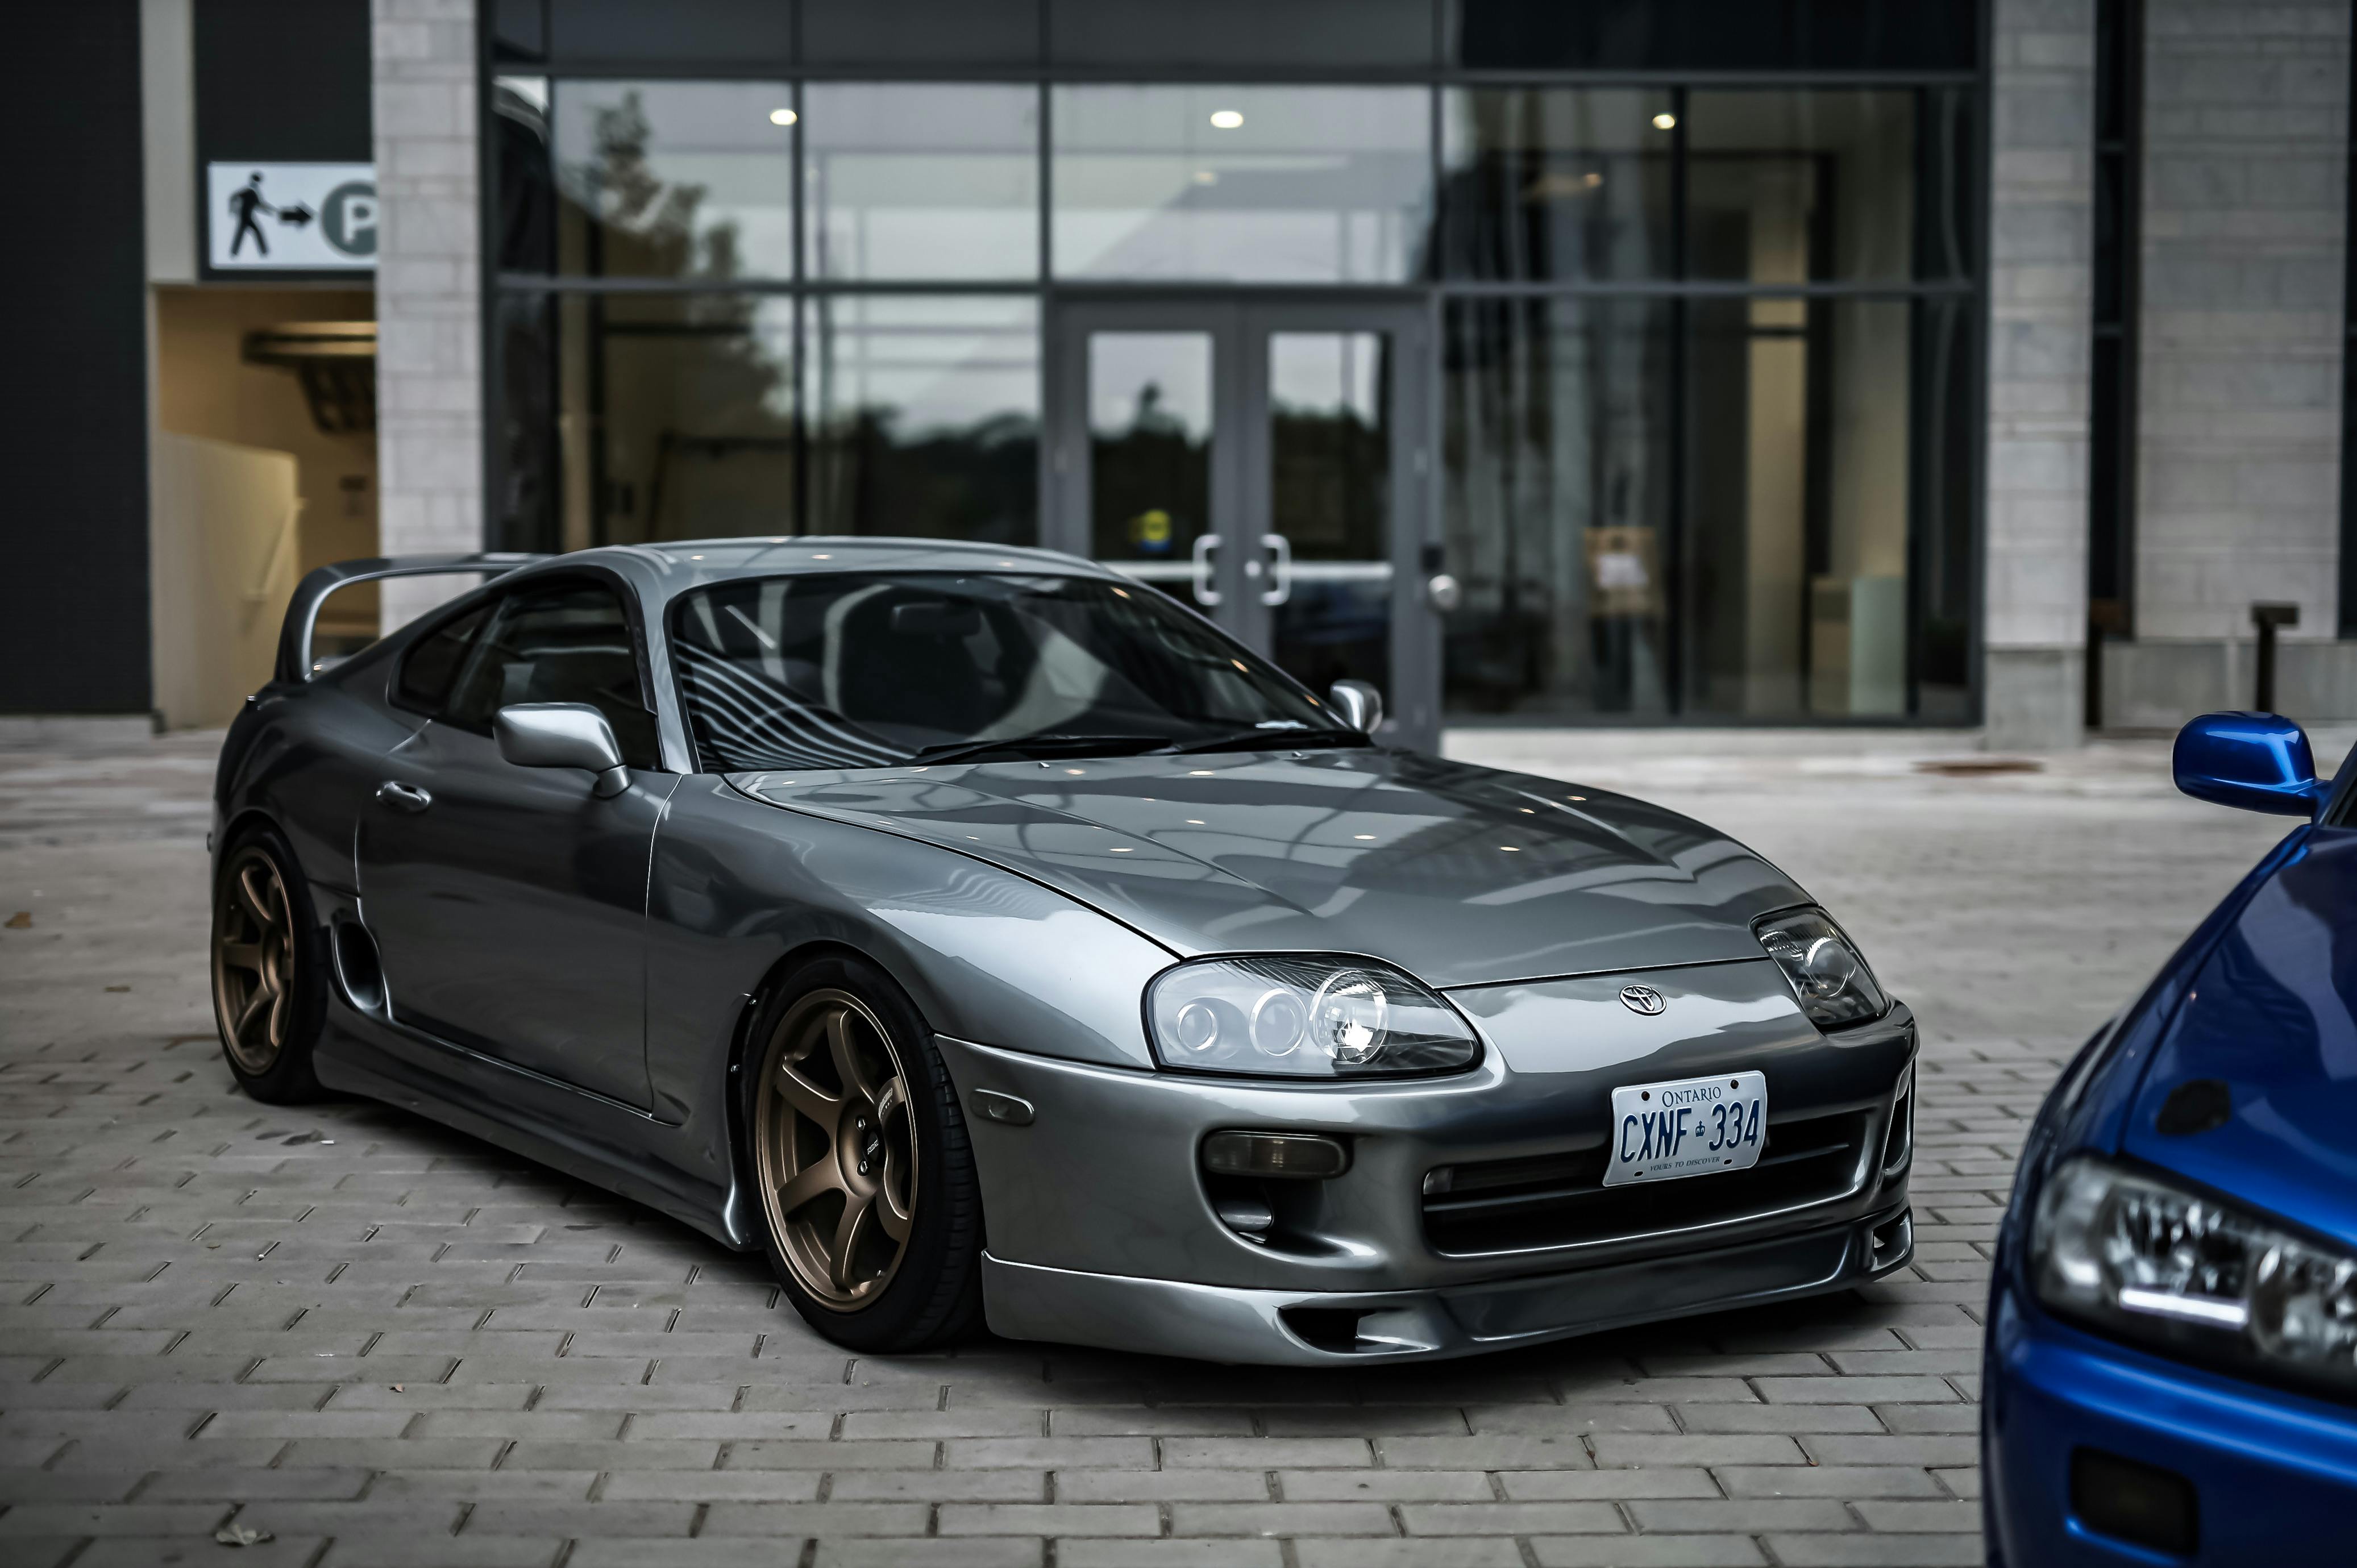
[[0, 724, 2310, 1567]]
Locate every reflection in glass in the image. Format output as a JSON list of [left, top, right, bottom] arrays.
[[494, 77, 555, 275], [1683, 299, 1911, 717], [803, 83, 1040, 281], [1443, 299, 1674, 719], [1088, 334, 1213, 591], [1686, 90, 1918, 282], [1439, 89, 1674, 280], [1269, 333, 1392, 696], [558, 294, 797, 548], [494, 292, 559, 552], [551, 80, 794, 279], [804, 296, 1040, 545], [1052, 85, 1432, 282]]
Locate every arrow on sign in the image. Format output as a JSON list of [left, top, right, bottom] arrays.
[[279, 203, 314, 228]]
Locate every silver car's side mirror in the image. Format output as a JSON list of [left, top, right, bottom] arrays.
[[495, 703, 629, 798], [1328, 679, 1383, 734]]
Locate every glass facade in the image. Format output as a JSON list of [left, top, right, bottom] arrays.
[[489, 0, 1984, 726]]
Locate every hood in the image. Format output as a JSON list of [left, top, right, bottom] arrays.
[[2121, 825, 2357, 1252], [729, 748, 1808, 989]]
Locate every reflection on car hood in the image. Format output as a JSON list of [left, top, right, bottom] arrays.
[[729, 748, 1807, 989], [2122, 826, 2357, 1252]]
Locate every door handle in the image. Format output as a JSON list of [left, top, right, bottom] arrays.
[[376, 780, 433, 813], [1260, 534, 1292, 607], [1190, 534, 1223, 606]]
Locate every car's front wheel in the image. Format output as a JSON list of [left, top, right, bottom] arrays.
[[210, 830, 327, 1104], [745, 954, 983, 1351]]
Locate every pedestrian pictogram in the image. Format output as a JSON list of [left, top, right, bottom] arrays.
[[207, 163, 376, 271]]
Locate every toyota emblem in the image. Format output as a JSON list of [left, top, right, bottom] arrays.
[[1619, 984, 1666, 1016]]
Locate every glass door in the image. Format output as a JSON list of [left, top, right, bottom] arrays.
[[1049, 301, 1434, 746]]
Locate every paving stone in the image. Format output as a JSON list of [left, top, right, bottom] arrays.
[[1531, 1538, 1769, 1567], [1169, 1500, 1398, 1536]]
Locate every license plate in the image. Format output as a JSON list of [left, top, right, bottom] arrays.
[[1603, 1070, 1768, 1187]]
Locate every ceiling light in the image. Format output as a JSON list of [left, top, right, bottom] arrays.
[[1191, 169, 1219, 185], [1209, 109, 1245, 130], [770, 107, 797, 126], [1652, 112, 1677, 130]]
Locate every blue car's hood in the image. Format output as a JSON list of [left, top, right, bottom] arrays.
[[2121, 826, 2357, 1253], [730, 748, 1809, 989]]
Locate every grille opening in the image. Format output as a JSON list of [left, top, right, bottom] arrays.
[[1881, 1087, 1914, 1175], [1422, 1108, 1868, 1255], [1280, 1307, 1364, 1354]]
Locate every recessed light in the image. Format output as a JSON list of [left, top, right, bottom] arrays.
[[1652, 112, 1677, 130], [1354, 834, 1376, 841], [1501, 845, 1522, 852], [1191, 170, 1219, 185], [1209, 109, 1245, 130], [770, 107, 797, 126], [1186, 819, 1205, 825]]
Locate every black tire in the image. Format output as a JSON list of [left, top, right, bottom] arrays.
[[209, 826, 328, 1104], [742, 953, 984, 1352]]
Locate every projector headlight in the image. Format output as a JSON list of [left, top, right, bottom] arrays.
[[2032, 1156, 2357, 1400], [1147, 956, 1478, 1079], [1754, 907, 1889, 1029]]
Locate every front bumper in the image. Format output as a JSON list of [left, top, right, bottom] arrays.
[[937, 964, 1914, 1362], [1985, 1287, 2357, 1565], [983, 1201, 1911, 1363]]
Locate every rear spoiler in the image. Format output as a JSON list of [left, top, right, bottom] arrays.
[[276, 553, 547, 684]]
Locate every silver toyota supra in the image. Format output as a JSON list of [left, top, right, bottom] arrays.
[[210, 539, 1916, 1364]]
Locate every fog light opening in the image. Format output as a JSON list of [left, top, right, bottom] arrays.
[[1869, 1209, 1911, 1270], [2070, 1448, 2198, 1558], [1279, 1307, 1363, 1353]]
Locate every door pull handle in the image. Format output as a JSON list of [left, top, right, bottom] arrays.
[[1260, 534, 1292, 607], [1190, 534, 1223, 606], [376, 780, 433, 813]]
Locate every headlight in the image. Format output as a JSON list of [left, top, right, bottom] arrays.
[[2032, 1157, 2357, 1400], [1753, 907, 1888, 1029], [1146, 956, 1479, 1079]]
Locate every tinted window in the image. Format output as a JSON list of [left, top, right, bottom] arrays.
[[672, 572, 1348, 771], [446, 581, 661, 768], [394, 604, 493, 715]]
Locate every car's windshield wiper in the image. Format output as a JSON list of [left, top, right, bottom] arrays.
[[1166, 728, 1372, 756], [905, 731, 1177, 766]]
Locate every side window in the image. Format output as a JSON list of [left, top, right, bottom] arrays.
[[444, 581, 662, 770], [392, 604, 492, 716]]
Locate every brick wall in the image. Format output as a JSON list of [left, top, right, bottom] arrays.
[[372, 0, 483, 631]]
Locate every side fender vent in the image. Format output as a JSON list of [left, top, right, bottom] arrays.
[[331, 916, 388, 1016]]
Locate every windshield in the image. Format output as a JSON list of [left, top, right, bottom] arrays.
[[671, 572, 1357, 770]]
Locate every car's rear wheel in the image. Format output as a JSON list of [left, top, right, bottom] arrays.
[[746, 955, 982, 1351], [210, 831, 326, 1103]]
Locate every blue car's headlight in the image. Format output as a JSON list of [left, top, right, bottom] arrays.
[[1146, 956, 1479, 1079], [1753, 907, 1888, 1029], [2032, 1155, 2357, 1400]]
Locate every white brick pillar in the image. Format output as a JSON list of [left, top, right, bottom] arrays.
[[2135, 3, 2348, 642], [1982, 0, 2096, 750], [372, 0, 483, 632]]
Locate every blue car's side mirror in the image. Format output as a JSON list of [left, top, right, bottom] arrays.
[[2173, 712, 2326, 817]]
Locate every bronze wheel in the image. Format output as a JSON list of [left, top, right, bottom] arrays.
[[752, 988, 919, 1311], [213, 845, 298, 1075]]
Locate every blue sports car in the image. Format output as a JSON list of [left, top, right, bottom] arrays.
[[1984, 713, 2357, 1563]]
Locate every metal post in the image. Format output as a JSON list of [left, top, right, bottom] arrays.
[[2252, 602, 2299, 713]]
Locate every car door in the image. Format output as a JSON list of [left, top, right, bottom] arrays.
[[358, 573, 677, 1108]]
